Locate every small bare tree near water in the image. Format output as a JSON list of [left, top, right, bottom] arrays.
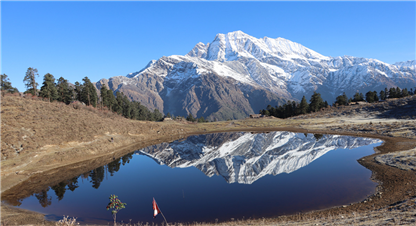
[[106, 194, 127, 226]]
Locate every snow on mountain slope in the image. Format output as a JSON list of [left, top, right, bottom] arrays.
[[127, 31, 415, 103], [394, 60, 416, 71], [99, 31, 415, 119], [136, 132, 381, 184]]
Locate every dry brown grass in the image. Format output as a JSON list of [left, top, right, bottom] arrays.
[[2, 93, 416, 226]]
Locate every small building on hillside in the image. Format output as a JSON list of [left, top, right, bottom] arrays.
[[250, 114, 262, 118]]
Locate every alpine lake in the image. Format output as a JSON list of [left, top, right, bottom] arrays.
[[2, 131, 382, 225]]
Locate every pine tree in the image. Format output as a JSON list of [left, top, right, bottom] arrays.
[[39, 73, 58, 102], [373, 91, 379, 102], [365, 91, 375, 103], [100, 84, 109, 109], [114, 91, 124, 115], [186, 113, 196, 122], [152, 109, 164, 121], [389, 87, 396, 99], [299, 96, 309, 114], [56, 77, 73, 104], [23, 67, 39, 96], [107, 89, 116, 111], [402, 88, 409, 97], [80, 77, 98, 107], [379, 90, 386, 100], [1, 74, 19, 93], [122, 95, 131, 118], [74, 82, 83, 101], [396, 87, 402, 98], [309, 92, 324, 112], [335, 92, 348, 106], [353, 92, 365, 102]]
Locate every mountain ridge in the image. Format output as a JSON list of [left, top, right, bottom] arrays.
[[95, 31, 415, 121]]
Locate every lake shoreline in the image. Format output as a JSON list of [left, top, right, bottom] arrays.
[[1, 95, 415, 225], [2, 128, 416, 225]]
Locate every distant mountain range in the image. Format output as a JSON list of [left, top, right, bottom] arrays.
[[95, 31, 416, 120], [135, 132, 381, 184]]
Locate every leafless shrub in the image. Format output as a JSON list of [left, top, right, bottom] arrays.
[[55, 215, 78, 226]]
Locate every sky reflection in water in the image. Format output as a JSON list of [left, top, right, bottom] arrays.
[[12, 132, 381, 224]]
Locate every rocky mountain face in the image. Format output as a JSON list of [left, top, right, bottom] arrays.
[[95, 31, 415, 120], [136, 132, 380, 184]]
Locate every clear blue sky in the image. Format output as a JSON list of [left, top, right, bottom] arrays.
[[2, 1, 415, 92]]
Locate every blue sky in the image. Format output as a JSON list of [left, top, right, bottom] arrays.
[[2, 1, 415, 92]]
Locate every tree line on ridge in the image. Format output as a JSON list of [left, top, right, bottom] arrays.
[[260, 87, 416, 119], [1, 67, 164, 121]]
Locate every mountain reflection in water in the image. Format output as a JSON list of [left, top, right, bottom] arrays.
[[136, 132, 380, 184], [3, 132, 381, 224]]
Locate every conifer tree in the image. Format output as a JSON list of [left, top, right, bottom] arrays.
[[74, 82, 83, 101], [335, 92, 348, 106], [122, 94, 132, 118], [100, 84, 109, 109], [373, 91, 379, 102], [39, 73, 58, 102], [186, 113, 196, 122], [396, 87, 402, 98], [379, 90, 386, 100], [114, 91, 124, 115], [153, 109, 164, 121], [23, 67, 39, 96], [402, 88, 409, 97], [309, 92, 324, 112], [388, 87, 396, 99], [353, 92, 364, 102], [299, 96, 309, 114], [106, 89, 116, 111], [80, 77, 98, 107], [56, 77, 73, 104], [1, 74, 19, 93], [198, 116, 207, 123]]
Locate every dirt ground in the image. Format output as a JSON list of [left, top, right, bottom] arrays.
[[1, 94, 416, 225]]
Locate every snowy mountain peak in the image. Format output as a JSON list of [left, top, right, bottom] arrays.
[[187, 31, 327, 62], [394, 60, 416, 70], [107, 31, 415, 120]]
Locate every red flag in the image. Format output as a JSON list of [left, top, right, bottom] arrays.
[[153, 198, 161, 218]]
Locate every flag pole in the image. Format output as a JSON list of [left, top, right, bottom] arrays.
[[154, 198, 168, 226], [159, 208, 168, 226]]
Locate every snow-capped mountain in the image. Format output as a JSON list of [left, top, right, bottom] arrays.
[[95, 31, 416, 120], [136, 132, 380, 184]]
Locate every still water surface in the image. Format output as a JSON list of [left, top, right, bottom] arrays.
[[9, 132, 381, 224]]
